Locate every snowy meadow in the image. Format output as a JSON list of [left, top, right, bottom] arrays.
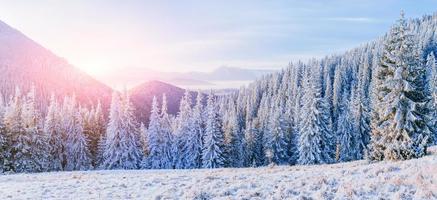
[[1, 146, 436, 199]]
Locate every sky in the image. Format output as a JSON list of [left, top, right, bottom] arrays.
[[0, 0, 436, 86]]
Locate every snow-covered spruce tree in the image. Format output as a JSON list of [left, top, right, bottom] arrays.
[[93, 102, 106, 167], [84, 101, 105, 167], [332, 63, 345, 134], [267, 100, 290, 165], [44, 95, 64, 171], [251, 118, 265, 167], [143, 96, 161, 169], [95, 134, 106, 169], [350, 86, 371, 159], [368, 13, 433, 161], [177, 91, 204, 169], [191, 91, 205, 168], [3, 89, 26, 172], [243, 121, 255, 167], [160, 94, 175, 169], [174, 90, 195, 169], [427, 53, 437, 143], [144, 96, 173, 169], [102, 91, 143, 170], [139, 123, 149, 158], [337, 93, 360, 162], [287, 65, 302, 165], [0, 93, 7, 172], [23, 88, 50, 172], [257, 93, 272, 164], [223, 101, 244, 168], [120, 91, 144, 169], [298, 66, 334, 165], [65, 107, 92, 171], [3, 88, 48, 173], [202, 92, 225, 168]]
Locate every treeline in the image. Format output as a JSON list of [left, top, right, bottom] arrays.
[[0, 88, 105, 172], [0, 12, 436, 173], [216, 12, 437, 166]]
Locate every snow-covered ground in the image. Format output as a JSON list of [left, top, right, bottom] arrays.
[[1, 147, 437, 200]]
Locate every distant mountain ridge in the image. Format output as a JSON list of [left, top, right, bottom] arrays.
[[94, 66, 277, 88], [182, 66, 276, 81]]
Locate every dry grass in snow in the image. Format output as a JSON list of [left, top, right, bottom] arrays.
[[0, 146, 437, 200]]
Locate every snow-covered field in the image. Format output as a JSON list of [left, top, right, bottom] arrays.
[[1, 147, 437, 200]]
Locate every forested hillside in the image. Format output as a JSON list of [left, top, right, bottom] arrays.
[[0, 20, 113, 111], [0, 12, 436, 173]]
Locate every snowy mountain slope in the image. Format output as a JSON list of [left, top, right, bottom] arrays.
[[0, 20, 113, 109], [1, 147, 436, 199]]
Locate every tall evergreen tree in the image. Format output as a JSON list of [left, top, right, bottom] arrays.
[[120, 91, 144, 169], [4, 89, 28, 172], [174, 90, 194, 169], [223, 101, 244, 168], [427, 53, 437, 143], [144, 97, 161, 169], [298, 67, 334, 165], [84, 101, 105, 167], [191, 91, 205, 168], [22, 88, 49, 172], [202, 92, 225, 168], [93, 102, 106, 167], [160, 94, 175, 169], [139, 123, 149, 158], [267, 101, 290, 165], [65, 107, 92, 171], [350, 86, 371, 159], [44, 95, 64, 171], [368, 12, 433, 161], [337, 94, 359, 162], [103, 91, 143, 169], [0, 93, 6, 172]]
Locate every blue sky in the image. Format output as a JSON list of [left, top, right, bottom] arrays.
[[0, 0, 436, 84]]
